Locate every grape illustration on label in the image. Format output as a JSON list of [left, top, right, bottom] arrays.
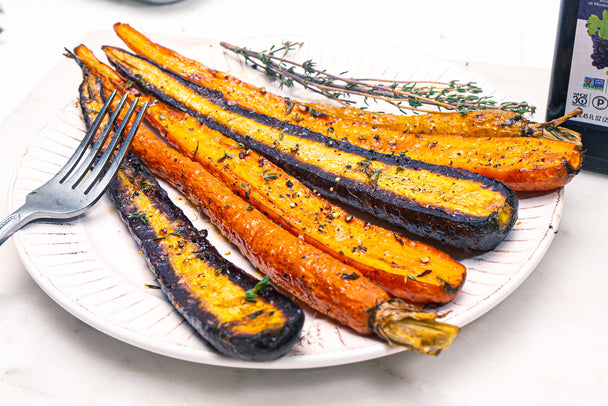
[[587, 10, 608, 69]]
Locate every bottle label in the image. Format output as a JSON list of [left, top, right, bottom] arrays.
[[566, 0, 608, 127]]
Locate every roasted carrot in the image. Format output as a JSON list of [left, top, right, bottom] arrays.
[[129, 113, 457, 351], [147, 103, 467, 304], [113, 23, 582, 191], [71, 44, 466, 305], [79, 74, 304, 361], [102, 45, 518, 251], [109, 157, 304, 360], [73, 57, 460, 355], [305, 103, 583, 144]]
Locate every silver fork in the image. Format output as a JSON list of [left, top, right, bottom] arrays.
[[0, 90, 148, 246]]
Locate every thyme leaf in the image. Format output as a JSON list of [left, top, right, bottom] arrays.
[[193, 140, 199, 158], [217, 150, 235, 163], [138, 179, 155, 192], [244, 275, 271, 302], [128, 212, 148, 223], [262, 170, 280, 183]]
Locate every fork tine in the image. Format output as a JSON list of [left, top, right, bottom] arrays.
[[0, 91, 148, 247], [86, 101, 149, 199], [79, 97, 141, 194], [63, 93, 130, 188], [55, 89, 118, 181]]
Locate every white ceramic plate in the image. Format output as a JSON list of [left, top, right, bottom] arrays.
[[9, 35, 563, 369]]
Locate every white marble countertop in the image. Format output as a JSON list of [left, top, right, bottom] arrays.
[[1, 0, 607, 404]]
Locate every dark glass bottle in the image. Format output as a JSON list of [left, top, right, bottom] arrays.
[[547, 0, 608, 173]]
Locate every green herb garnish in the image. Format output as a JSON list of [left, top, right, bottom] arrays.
[[221, 40, 535, 115], [193, 140, 199, 158], [217, 150, 235, 163], [261, 170, 279, 183], [244, 275, 271, 302], [138, 179, 155, 192], [128, 212, 148, 223]]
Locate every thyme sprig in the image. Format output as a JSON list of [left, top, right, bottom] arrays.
[[221, 41, 535, 115]]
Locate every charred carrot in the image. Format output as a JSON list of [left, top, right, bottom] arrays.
[[75, 60, 460, 355], [102, 45, 518, 251], [71, 44, 466, 304], [113, 23, 582, 191], [305, 103, 583, 144], [79, 74, 304, 361]]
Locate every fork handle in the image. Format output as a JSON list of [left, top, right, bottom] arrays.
[[0, 206, 36, 246]]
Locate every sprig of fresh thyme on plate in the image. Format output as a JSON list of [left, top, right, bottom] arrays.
[[220, 40, 535, 115]]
